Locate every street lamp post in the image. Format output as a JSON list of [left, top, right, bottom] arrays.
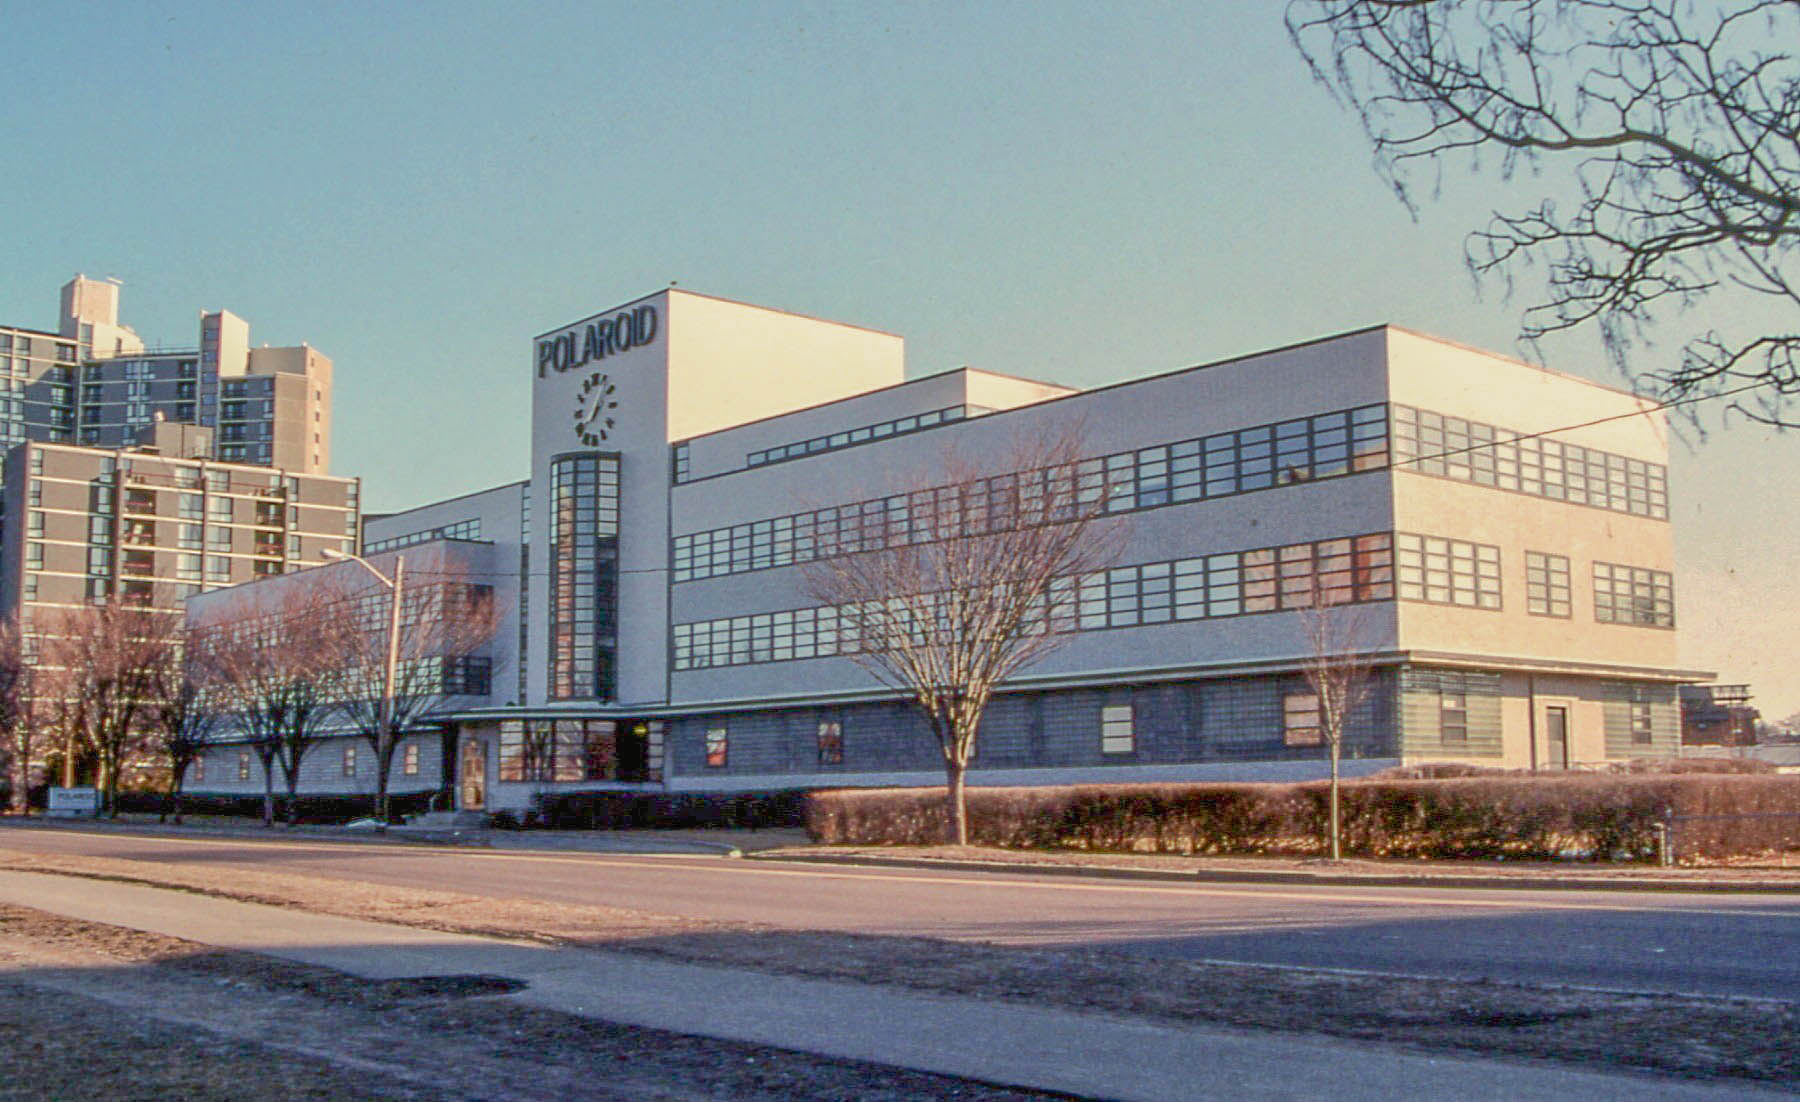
[[323, 547, 403, 825]]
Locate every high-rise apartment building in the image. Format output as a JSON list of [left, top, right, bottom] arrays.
[[0, 276, 332, 475], [0, 424, 359, 651]]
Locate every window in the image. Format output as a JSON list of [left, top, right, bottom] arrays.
[[548, 454, 620, 700], [672, 530, 1401, 672], [342, 745, 357, 776], [705, 725, 728, 768], [1631, 702, 1654, 745], [1390, 404, 1668, 520], [237, 751, 251, 782], [1441, 688, 1469, 746], [1395, 533, 1502, 609], [674, 402, 1391, 584], [1283, 693, 1322, 746], [817, 720, 843, 765], [1593, 562, 1674, 628], [1525, 552, 1571, 618], [191, 756, 205, 784], [1100, 703, 1135, 754], [402, 742, 421, 776]]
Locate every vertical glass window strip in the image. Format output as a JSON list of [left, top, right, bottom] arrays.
[[548, 454, 620, 700]]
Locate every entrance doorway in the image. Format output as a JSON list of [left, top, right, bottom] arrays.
[[1544, 706, 1569, 771], [460, 739, 487, 810]]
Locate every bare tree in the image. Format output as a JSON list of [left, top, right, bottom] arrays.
[[202, 585, 351, 826], [1297, 579, 1381, 862], [331, 573, 499, 824], [0, 619, 37, 816], [1288, 0, 1800, 423], [801, 428, 1126, 845], [148, 626, 222, 825], [40, 602, 181, 817]]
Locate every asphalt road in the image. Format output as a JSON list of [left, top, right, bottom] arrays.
[[6, 824, 1798, 1001]]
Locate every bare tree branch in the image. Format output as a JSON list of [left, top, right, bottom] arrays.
[[1289, 0, 1800, 424], [801, 425, 1128, 844]]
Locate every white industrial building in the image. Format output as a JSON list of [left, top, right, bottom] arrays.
[[189, 289, 1701, 812]]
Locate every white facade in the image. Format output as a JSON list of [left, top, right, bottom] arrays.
[[246, 291, 1701, 812]]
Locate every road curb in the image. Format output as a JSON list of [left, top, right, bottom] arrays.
[[747, 850, 1800, 893]]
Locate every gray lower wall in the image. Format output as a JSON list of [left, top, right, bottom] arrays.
[[668, 672, 1400, 786], [190, 734, 446, 798], [1602, 682, 1681, 759], [1397, 668, 1505, 759]]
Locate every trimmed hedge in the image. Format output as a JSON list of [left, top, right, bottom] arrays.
[[530, 789, 810, 831], [805, 774, 1800, 862]]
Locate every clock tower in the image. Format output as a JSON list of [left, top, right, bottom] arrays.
[[526, 289, 906, 710]]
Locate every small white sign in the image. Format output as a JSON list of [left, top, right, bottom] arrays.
[[46, 786, 98, 817]]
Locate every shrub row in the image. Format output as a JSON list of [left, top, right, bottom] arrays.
[[805, 774, 1800, 862], [529, 789, 810, 831], [110, 790, 441, 824]]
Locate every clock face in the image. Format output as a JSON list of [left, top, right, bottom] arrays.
[[573, 372, 618, 445]]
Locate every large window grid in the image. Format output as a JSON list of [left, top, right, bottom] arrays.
[[1394, 534, 1502, 609], [548, 455, 620, 700], [1391, 405, 1666, 519], [672, 531, 1396, 672], [1593, 561, 1675, 628], [673, 403, 1390, 583]]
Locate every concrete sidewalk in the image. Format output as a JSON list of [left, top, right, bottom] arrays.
[[0, 869, 1777, 1101]]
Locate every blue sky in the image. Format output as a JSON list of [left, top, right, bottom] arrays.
[[6, 2, 1796, 717]]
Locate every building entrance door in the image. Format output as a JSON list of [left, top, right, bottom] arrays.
[[460, 739, 487, 810], [1544, 706, 1569, 770]]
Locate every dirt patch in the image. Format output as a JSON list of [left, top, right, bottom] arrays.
[[1, 845, 1795, 1087], [0, 905, 1060, 1102]]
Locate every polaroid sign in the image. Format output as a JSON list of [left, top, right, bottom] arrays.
[[537, 304, 658, 377]]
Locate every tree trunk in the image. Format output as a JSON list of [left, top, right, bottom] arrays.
[[945, 757, 969, 846], [376, 748, 392, 826], [98, 754, 116, 819], [261, 757, 276, 828], [8, 736, 28, 816], [1328, 730, 1342, 862]]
